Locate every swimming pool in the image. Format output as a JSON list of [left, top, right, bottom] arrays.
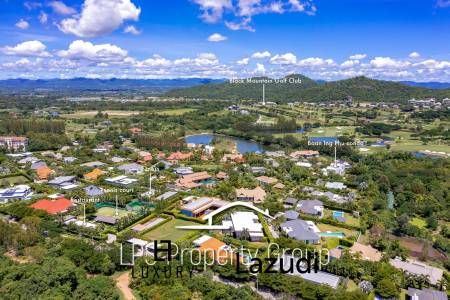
[[319, 232, 345, 238], [333, 211, 345, 218]]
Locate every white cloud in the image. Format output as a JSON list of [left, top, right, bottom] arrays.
[[236, 57, 250, 65], [270, 53, 297, 65], [251, 51, 271, 59], [1, 41, 51, 57], [349, 53, 367, 60], [370, 56, 410, 68], [2, 58, 43, 69], [254, 63, 266, 74], [413, 59, 450, 70], [207, 33, 227, 42], [24, 2, 42, 10], [340, 60, 360, 68], [15, 19, 30, 30], [193, 0, 316, 31], [48, 1, 76, 15], [136, 55, 171, 67], [298, 57, 335, 67], [58, 0, 141, 38], [57, 40, 128, 62], [39, 12, 48, 24], [124, 25, 141, 35], [409, 52, 420, 58]]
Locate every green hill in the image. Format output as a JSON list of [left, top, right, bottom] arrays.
[[165, 74, 450, 102]]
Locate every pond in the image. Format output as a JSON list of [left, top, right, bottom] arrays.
[[185, 134, 265, 154], [308, 137, 339, 143]]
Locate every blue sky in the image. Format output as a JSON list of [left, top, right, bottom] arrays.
[[0, 0, 449, 81]]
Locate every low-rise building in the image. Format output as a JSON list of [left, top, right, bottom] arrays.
[[235, 186, 266, 203], [180, 196, 228, 217], [48, 176, 78, 189], [117, 163, 144, 174], [105, 175, 138, 187], [0, 185, 33, 203], [280, 219, 320, 244], [349, 242, 382, 262], [30, 198, 74, 214], [0, 136, 28, 151], [255, 175, 278, 186], [390, 258, 444, 285], [406, 288, 447, 300], [297, 200, 324, 216], [176, 171, 214, 189], [223, 211, 264, 242]]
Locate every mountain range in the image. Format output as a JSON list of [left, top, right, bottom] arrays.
[[165, 75, 450, 102]]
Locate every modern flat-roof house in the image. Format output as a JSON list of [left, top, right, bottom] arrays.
[[117, 163, 144, 174], [0, 185, 33, 203], [0, 136, 28, 151], [105, 175, 138, 187], [176, 171, 214, 189], [284, 197, 298, 207], [155, 191, 178, 201], [235, 186, 266, 203], [281, 219, 320, 244], [48, 176, 78, 189], [250, 166, 266, 174], [255, 175, 278, 186], [173, 167, 194, 175], [297, 200, 324, 217], [180, 196, 228, 218], [322, 160, 351, 176], [81, 161, 106, 168], [390, 258, 444, 285], [222, 211, 264, 242], [406, 288, 447, 300], [30, 198, 74, 214], [275, 255, 341, 289]]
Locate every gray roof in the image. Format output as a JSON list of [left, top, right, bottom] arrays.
[[48, 176, 76, 185], [407, 288, 447, 300], [118, 163, 143, 173], [284, 210, 299, 220], [298, 200, 323, 215], [84, 185, 104, 196], [284, 197, 298, 205], [94, 215, 118, 224], [281, 219, 320, 242], [156, 191, 178, 201], [81, 161, 106, 168], [30, 161, 47, 170]]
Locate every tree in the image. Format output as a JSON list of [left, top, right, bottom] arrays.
[[375, 278, 399, 299]]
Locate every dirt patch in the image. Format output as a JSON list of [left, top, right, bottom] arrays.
[[115, 271, 136, 300], [388, 235, 447, 261]]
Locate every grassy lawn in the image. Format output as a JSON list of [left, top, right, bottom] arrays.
[[0, 175, 29, 187], [323, 237, 340, 249], [410, 217, 427, 228], [390, 140, 450, 153], [155, 108, 197, 116], [61, 110, 141, 119], [140, 218, 200, 242], [317, 223, 357, 239], [346, 279, 359, 292], [307, 126, 357, 137], [96, 207, 133, 218], [323, 209, 360, 227]]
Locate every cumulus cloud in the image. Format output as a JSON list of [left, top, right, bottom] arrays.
[[340, 60, 360, 68], [1, 41, 51, 57], [349, 53, 367, 60], [124, 25, 141, 35], [370, 56, 410, 68], [298, 57, 335, 67], [236, 57, 250, 65], [255, 63, 266, 74], [48, 1, 76, 15], [413, 59, 450, 70], [409, 52, 421, 58], [58, 0, 141, 38], [192, 0, 316, 31], [136, 55, 171, 67], [15, 19, 30, 30], [270, 53, 297, 65], [207, 33, 227, 42], [57, 40, 128, 62], [251, 51, 271, 59]]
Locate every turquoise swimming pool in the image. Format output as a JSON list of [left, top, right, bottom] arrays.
[[319, 232, 345, 238], [333, 211, 344, 218]]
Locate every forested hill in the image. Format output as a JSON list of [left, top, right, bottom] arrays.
[[165, 74, 450, 102]]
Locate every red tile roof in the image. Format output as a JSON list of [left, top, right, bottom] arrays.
[[30, 198, 73, 214]]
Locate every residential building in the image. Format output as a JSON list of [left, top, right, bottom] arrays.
[[35, 166, 55, 181], [280, 219, 320, 244], [406, 288, 447, 300], [48, 176, 78, 189], [0, 136, 28, 151], [235, 186, 266, 203], [0, 185, 33, 203], [155, 191, 178, 201], [84, 185, 104, 197], [297, 200, 324, 216], [390, 258, 444, 285], [250, 166, 266, 174], [30, 161, 47, 170], [221, 153, 245, 163], [290, 150, 319, 159], [117, 163, 144, 174], [284, 210, 299, 220], [176, 171, 214, 189], [105, 175, 138, 187], [173, 166, 194, 175], [325, 181, 347, 190], [81, 161, 106, 168], [63, 156, 77, 163], [167, 151, 193, 162], [223, 211, 264, 242], [30, 198, 74, 214], [255, 175, 278, 186], [322, 160, 351, 176], [284, 197, 298, 207], [180, 196, 228, 217], [193, 235, 233, 264], [84, 168, 105, 180]]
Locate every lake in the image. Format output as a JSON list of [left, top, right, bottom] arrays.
[[185, 134, 265, 154]]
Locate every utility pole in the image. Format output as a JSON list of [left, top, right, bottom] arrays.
[[83, 203, 86, 225], [115, 194, 118, 217], [262, 84, 266, 106]]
